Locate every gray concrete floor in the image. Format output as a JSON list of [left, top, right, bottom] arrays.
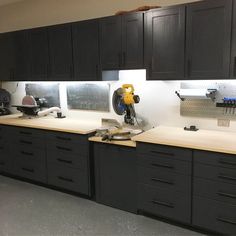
[[0, 175, 205, 236]]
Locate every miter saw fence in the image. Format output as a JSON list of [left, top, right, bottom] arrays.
[[112, 84, 140, 125]]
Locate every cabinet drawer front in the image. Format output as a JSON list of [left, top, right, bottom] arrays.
[[194, 150, 236, 169], [138, 166, 191, 193], [46, 140, 88, 156], [137, 143, 192, 162], [47, 164, 89, 195], [13, 161, 47, 183], [47, 131, 88, 145], [13, 136, 45, 148], [194, 177, 236, 205], [14, 146, 46, 163], [193, 196, 236, 235], [47, 149, 88, 170], [138, 153, 191, 175], [138, 184, 191, 224], [194, 163, 236, 185], [6, 126, 45, 139]]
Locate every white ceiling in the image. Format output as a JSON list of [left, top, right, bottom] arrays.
[[0, 0, 24, 7]]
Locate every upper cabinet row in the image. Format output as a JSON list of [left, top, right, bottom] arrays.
[[0, 0, 234, 81]]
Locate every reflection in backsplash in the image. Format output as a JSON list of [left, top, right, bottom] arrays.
[[67, 83, 110, 112], [25, 83, 60, 107]]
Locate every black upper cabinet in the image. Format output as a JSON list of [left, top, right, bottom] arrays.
[[29, 27, 50, 80], [72, 20, 100, 81], [122, 13, 143, 69], [231, 0, 236, 78], [145, 6, 185, 80], [100, 16, 122, 69], [48, 24, 73, 80], [100, 13, 143, 70], [186, 0, 232, 79], [12, 30, 30, 81], [0, 33, 14, 81]]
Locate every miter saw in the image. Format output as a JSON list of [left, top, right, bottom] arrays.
[[112, 84, 140, 126]]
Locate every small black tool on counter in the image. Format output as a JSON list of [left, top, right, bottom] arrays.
[[184, 125, 199, 131]]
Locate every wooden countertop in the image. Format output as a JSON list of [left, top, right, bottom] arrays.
[[89, 136, 136, 148], [132, 126, 236, 155], [0, 114, 99, 135]]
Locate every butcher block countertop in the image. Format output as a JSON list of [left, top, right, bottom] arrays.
[[132, 126, 236, 155], [89, 136, 136, 148], [0, 114, 99, 135]]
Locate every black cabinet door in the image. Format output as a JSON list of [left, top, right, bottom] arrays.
[[0, 33, 14, 81], [29, 27, 50, 80], [100, 16, 122, 70], [72, 20, 100, 81], [12, 30, 30, 81], [145, 6, 185, 80], [48, 24, 73, 80], [186, 0, 232, 79], [122, 12, 143, 69], [94, 144, 137, 213], [230, 0, 236, 78]]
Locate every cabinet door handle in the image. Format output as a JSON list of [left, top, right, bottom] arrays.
[[56, 146, 72, 152], [57, 158, 72, 164], [96, 64, 99, 79], [217, 191, 236, 199], [58, 176, 73, 183], [123, 52, 126, 67], [216, 217, 236, 225], [151, 199, 174, 208], [219, 159, 236, 166], [118, 53, 122, 68], [151, 177, 174, 185], [218, 174, 236, 181], [21, 151, 33, 156], [151, 163, 174, 169], [70, 65, 73, 78], [149, 62, 152, 76], [56, 136, 71, 141], [234, 56, 236, 77], [187, 59, 191, 76], [150, 150, 174, 157], [20, 140, 32, 145], [22, 167, 34, 173]]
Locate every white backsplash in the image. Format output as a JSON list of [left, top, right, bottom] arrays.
[[2, 69, 236, 132]]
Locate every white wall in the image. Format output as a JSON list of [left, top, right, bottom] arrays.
[[3, 70, 236, 132], [0, 0, 201, 33]]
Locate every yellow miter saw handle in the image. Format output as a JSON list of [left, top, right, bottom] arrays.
[[122, 84, 140, 105]]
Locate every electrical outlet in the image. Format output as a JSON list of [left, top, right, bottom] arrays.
[[217, 119, 230, 127]]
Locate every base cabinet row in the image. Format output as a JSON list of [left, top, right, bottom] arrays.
[[93, 142, 236, 235], [0, 125, 92, 196]]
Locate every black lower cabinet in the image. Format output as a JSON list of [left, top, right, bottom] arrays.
[[137, 143, 192, 224], [46, 131, 91, 196], [94, 143, 137, 213], [193, 150, 236, 235], [0, 125, 92, 197]]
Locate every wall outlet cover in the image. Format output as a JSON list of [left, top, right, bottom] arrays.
[[217, 119, 230, 127]]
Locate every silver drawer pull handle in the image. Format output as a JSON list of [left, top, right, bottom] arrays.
[[151, 163, 174, 169], [151, 150, 174, 156], [219, 159, 236, 166], [218, 174, 236, 181], [217, 191, 236, 199], [151, 199, 174, 208], [58, 176, 73, 183], [216, 217, 236, 225], [151, 177, 174, 185]]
